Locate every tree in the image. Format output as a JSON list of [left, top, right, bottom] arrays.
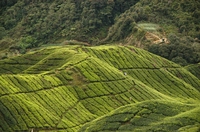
[[0, 27, 6, 40], [171, 56, 187, 66]]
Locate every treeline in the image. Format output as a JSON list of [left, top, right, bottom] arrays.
[[0, 0, 139, 44], [0, 0, 17, 7], [0, 0, 53, 7], [0, 0, 200, 65], [1, 0, 199, 44], [148, 34, 200, 66], [102, 0, 200, 65], [104, 0, 200, 42]]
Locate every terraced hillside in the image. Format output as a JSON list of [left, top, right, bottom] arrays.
[[0, 45, 200, 132], [185, 63, 200, 80]]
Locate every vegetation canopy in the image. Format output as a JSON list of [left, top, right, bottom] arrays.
[[0, 0, 200, 65], [0, 0, 200, 131], [0, 45, 200, 131]]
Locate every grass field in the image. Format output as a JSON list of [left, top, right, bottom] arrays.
[[0, 45, 199, 131]]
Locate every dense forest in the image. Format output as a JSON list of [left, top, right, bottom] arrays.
[[0, 0, 200, 65]]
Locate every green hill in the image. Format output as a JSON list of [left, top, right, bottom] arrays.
[[0, 45, 200, 131], [79, 100, 200, 132], [1, 0, 199, 44], [0, 0, 200, 65], [185, 63, 200, 79]]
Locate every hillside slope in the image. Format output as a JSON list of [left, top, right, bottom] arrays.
[[0, 45, 200, 131], [79, 100, 200, 132], [1, 0, 199, 44], [0, 0, 200, 66], [185, 63, 200, 79]]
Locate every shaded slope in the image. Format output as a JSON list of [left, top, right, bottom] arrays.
[[0, 45, 199, 131], [79, 100, 200, 132], [185, 63, 200, 79]]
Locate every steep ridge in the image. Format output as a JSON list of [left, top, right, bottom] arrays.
[[0, 45, 199, 131]]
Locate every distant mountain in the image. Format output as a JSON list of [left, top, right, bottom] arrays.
[[0, 45, 199, 131]]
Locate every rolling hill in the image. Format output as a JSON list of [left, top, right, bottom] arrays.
[[0, 0, 200, 66], [0, 45, 200, 131]]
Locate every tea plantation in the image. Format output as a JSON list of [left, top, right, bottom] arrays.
[[0, 45, 199, 131]]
